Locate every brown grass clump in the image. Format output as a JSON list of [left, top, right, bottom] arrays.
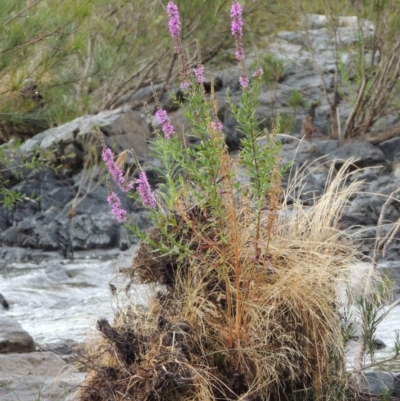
[[77, 161, 364, 401]]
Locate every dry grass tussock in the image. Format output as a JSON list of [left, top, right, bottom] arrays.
[[77, 160, 378, 401]]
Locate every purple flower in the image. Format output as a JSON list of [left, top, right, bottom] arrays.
[[167, 1, 182, 54], [155, 109, 175, 138], [137, 172, 156, 208], [239, 75, 249, 89], [252, 66, 264, 77], [193, 65, 205, 83], [235, 46, 244, 60], [180, 80, 190, 90], [230, 1, 246, 62], [107, 192, 128, 223], [230, 1, 243, 38], [102, 148, 133, 192], [211, 120, 223, 131]]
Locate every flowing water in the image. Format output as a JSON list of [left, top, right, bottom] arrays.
[[1, 249, 400, 372], [0, 247, 151, 346]]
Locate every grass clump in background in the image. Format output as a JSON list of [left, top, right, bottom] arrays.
[[76, 2, 391, 401]]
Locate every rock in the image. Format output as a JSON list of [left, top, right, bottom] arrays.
[[72, 184, 112, 215], [20, 107, 149, 163], [127, 83, 163, 105], [69, 212, 120, 250], [378, 136, 400, 162], [362, 371, 394, 396], [0, 294, 8, 309], [314, 139, 339, 155], [64, 142, 84, 166], [100, 110, 149, 159], [393, 374, 400, 398], [119, 226, 132, 251], [45, 263, 72, 282], [343, 194, 383, 227], [0, 246, 32, 265], [327, 141, 386, 168], [280, 140, 322, 170], [40, 177, 75, 211], [0, 208, 10, 232], [373, 338, 386, 349], [0, 351, 84, 401], [168, 109, 200, 148], [0, 316, 35, 353], [42, 339, 79, 355], [214, 66, 241, 90]]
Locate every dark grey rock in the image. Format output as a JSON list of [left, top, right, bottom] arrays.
[[0, 207, 10, 231], [119, 226, 132, 251], [348, 168, 379, 183], [42, 339, 79, 355], [378, 136, 400, 162], [0, 294, 9, 309], [73, 185, 111, 215], [10, 209, 64, 251], [280, 140, 322, 169], [214, 66, 241, 90], [88, 212, 119, 248], [0, 246, 32, 265], [373, 338, 386, 349], [363, 371, 394, 396], [328, 141, 386, 168], [12, 200, 40, 223], [0, 352, 84, 401], [314, 139, 339, 155], [342, 194, 387, 227], [100, 109, 149, 159], [394, 374, 400, 398], [41, 185, 75, 211], [64, 143, 84, 166], [70, 214, 93, 250], [0, 316, 35, 353]]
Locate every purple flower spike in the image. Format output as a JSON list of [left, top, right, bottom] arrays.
[[230, 1, 243, 38], [167, 1, 182, 54], [239, 75, 249, 89], [107, 192, 128, 223], [235, 46, 245, 61], [102, 148, 133, 192], [180, 80, 190, 90], [193, 65, 205, 83], [230, 1, 246, 62], [155, 109, 175, 138], [137, 172, 156, 208], [252, 66, 264, 77]]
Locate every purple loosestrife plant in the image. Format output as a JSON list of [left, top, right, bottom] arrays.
[[155, 109, 175, 138], [239, 76, 249, 89], [230, 1, 248, 90], [180, 80, 190, 89], [102, 148, 133, 192], [252, 66, 264, 77], [166, 1, 182, 54], [193, 65, 205, 83], [137, 171, 156, 208], [230, 1, 244, 61], [107, 192, 127, 223], [166, 2, 191, 90]]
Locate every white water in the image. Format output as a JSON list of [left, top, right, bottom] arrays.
[[0, 248, 151, 346], [1, 249, 400, 371]]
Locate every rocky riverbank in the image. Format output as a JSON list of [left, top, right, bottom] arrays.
[[1, 14, 400, 400], [1, 16, 400, 261]]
